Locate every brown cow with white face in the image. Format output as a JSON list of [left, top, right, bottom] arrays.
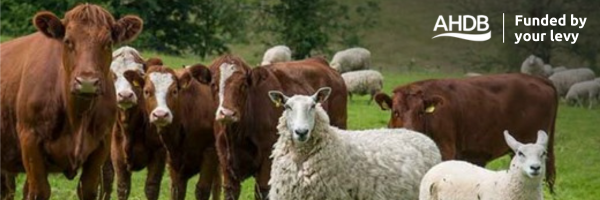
[[143, 65, 220, 200], [197, 54, 347, 200], [0, 4, 142, 200], [99, 46, 166, 200], [374, 73, 557, 192]]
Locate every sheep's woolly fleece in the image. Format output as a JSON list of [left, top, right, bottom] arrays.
[[261, 45, 292, 65], [268, 105, 441, 200], [330, 47, 371, 73], [341, 69, 383, 96], [549, 68, 596, 96]]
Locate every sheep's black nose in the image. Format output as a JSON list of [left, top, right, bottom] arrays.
[[530, 165, 541, 171], [295, 129, 309, 136]]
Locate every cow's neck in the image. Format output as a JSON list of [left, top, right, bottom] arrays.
[[118, 105, 149, 143], [155, 116, 185, 161]]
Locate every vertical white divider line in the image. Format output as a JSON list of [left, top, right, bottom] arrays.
[[503, 13, 505, 43]]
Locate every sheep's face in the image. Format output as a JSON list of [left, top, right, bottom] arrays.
[[269, 87, 332, 143], [504, 130, 548, 179]]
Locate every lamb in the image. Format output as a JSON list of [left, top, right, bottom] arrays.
[[261, 45, 292, 65], [341, 69, 383, 103], [419, 130, 549, 200], [520, 55, 551, 77], [330, 47, 372, 73], [267, 87, 441, 200], [565, 80, 600, 109], [549, 68, 596, 96]]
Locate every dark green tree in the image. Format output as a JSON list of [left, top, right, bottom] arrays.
[[254, 0, 379, 59]]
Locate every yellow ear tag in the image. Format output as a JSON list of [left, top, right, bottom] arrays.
[[133, 81, 140, 87], [275, 101, 281, 108], [425, 105, 435, 113]]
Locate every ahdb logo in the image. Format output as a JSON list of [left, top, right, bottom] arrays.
[[433, 15, 491, 41]]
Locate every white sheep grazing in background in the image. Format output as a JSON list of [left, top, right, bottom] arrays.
[[465, 72, 482, 77], [267, 87, 441, 200], [341, 69, 383, 103], [552, 66, 567, 74], [521, 55, 551, 77], [419, 130, 549, 200], [330, 47, 372, 73], [565, 80, 600, 109], [261, 45, 292, 65], [549, 68, 596, 97]]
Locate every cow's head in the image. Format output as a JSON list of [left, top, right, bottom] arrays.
[[110, 46, 146, 109], [33, 4, 143, 97], [198, 55, 264, 124], [144, 65, 210, 128], [374, 86, 444, 131]]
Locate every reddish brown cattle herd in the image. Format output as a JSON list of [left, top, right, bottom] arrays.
[[0, 3, 559, 200]]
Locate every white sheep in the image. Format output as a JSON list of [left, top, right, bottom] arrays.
[[521, 55, 551, 77], [552, 66, 567, 73], [465, 72, 482, 77], [341, 69, 383, 103], [267, 87, 441, 200], [565, 80, 600, 109], [549, 68, 596, 96], [419, 130, 549, 200], [330, 47, 371, 73], [261, 45, 292, 65]]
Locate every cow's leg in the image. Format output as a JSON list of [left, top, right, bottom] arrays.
[[169, 170, 188, 200], [144, 150, 165, 200], [113, 156, 131, 200], [254, 157, 271, 200], [19, 129, 50, 200], [78, 137, 110, 200], [1, 173, 16, 200], [217, 137, 241, 200], [99, 160, 114, 200], [195, 149, 220, 200]]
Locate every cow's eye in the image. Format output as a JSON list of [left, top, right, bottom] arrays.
[[393, 111, 400, 117], [64, 39, 74, 49], [144, 89, 151, 97], [172, 89, 178, 95]]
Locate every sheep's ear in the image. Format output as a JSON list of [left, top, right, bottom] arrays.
[[374, 92, 392, 110], [536, 130, 549, 148], [268, 91, 288, 108], [312, 87, 331, 103], [504, 130, 522, 151]]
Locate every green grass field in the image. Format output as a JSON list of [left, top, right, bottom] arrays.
[[3, 50, 598, 199]]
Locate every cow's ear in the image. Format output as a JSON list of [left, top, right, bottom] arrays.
[[113, 15, 143, 44], [124, 70, 145, 88], [423, 95, 444, 114], [33, 11, 65, 39], [187, 64, 212, 84], [248, 67, 268, 86], [179, 71, 194, 89], [144, 57, 163, 72], [374, 92, 393, 111]]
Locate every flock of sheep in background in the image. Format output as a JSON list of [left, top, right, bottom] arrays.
[[262, 46, 383, 103], [520, 54, 600, 109]]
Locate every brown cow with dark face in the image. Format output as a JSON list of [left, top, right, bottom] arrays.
[[143, 65, 220, 200], [99, 47, 166, 200], [374, 73, 557, 192], [0, 4, 142, 200], [196, 55, 347, 200]]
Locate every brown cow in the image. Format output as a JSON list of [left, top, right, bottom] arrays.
[[100, 47, 166, 200], [374, 73, 557, 192], [195, 55, 347, 200], [0, 4, 142, 200], [143, 65, 220, 200]]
